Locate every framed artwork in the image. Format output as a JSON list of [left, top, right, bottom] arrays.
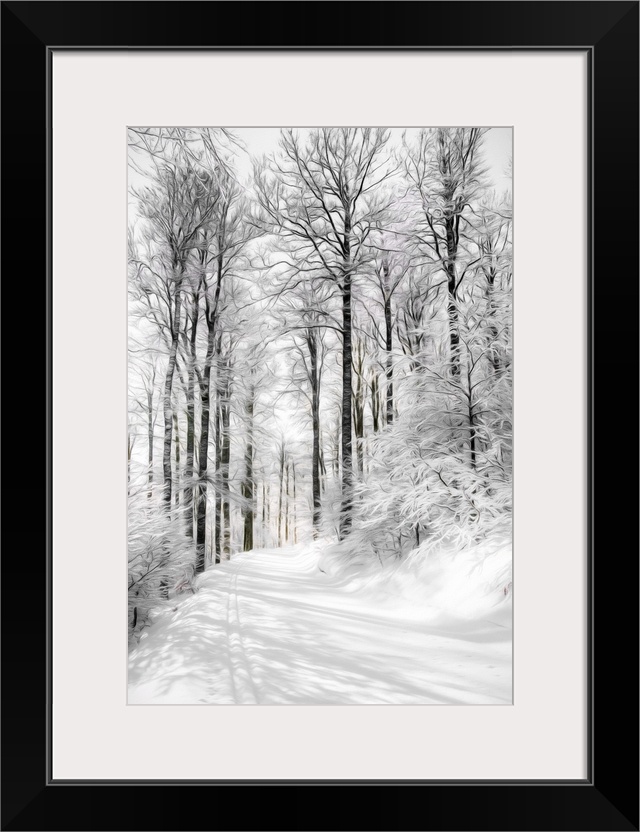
[[1, 2, 637, 830]]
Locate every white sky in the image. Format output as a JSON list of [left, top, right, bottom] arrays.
[[229, 126, 512, 195], [129, 127, 512, 225]]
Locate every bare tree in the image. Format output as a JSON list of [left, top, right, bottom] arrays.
[[475, 200, 513, 374], [181, 262, 204, 537], [241, 367, 258, 552], [351, 337, 367, 476], [132, 151, 222, 512], [187, 175, 259, 570], [360, 245, 409, 426], [128, 357, 159, 500], [255, 128, 394, 538], [276, 439, 286, 547], [241, 388, 255, 552], [274, 282, 331, 539], [212, 335, 234, 563], [403, 128, 487, 374]]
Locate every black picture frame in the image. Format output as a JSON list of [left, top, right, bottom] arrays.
[[1, 2, 638, 830]]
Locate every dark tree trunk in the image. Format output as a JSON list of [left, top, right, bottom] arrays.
[[242, 385, 255, 552], [277, 447, 285, 547], [162, 282, 182, 510], [370, 372, 380, 433], [308, 331, 322, 537], [196, 234, 227, 572], [384, 293, 394, 425], [353, 382, 364, 477], [284, 461, 290, 543], [469, 405, 477, 472], [434, 129, 485, 377], [447, 292, 460, 373], [195, 318, 216, 572], [352, 338, 366, 478], [292, 461, 297, 544], [173, 410, 180, 508], [265, 484, 270, 539], [444, 215, 461, 376], [465, 361, 477, 472], [311, 393, 321, 533], [221, 372, 231, 559], [147, 389, 154, 499], [184, 290, 199, 537], [339, 219, 353, 539], [127, 435, 133, 497], [162, 350, 175, 507], [485, 268, 501, 374], [195, 251, 225, 572], [319, 446, 326, 494], [214, 341, 222, 563]]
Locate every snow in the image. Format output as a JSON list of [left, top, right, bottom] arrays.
[[128, 542, 511, 705], [128, 544, 511, 705]]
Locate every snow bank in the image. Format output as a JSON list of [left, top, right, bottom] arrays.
[[130, 543, 512, 704], [317, 537, 512, 625]]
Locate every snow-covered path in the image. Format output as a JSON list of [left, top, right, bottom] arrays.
[[128, 546, 511, 705]]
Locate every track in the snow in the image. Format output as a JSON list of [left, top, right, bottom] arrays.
[[128, 545, 511, 705]]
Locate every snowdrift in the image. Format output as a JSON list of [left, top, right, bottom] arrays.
[[130, 540, 512, 704], [317, 537, 512, 626]]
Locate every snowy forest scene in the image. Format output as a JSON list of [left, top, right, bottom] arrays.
[[127, 126, 513, 705]]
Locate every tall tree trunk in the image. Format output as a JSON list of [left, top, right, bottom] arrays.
[[384, 292, 394, 425], [292, 461, 297, 544], [435, 128, 484, 377], [465, 361, 477, 471], [195, 318, 216, 572], [147, 389, 154, 499], [352, 341, 365, 478], [319, 445, 326, 494], [266, 484, 271, 543], [214, 343, 222, 563], [173, 410, 180, 508], [221, 371, 231, 559], [445, 216, 460, 375], [127, 435, 133, 497], [184, 290, 199, 537], [196, 239, 226, 571], [370, 371, 380, 433], [339, 219, 353, 539], [242, 385, 255, 552], [284, 460, 290, 543], [277, 447, 285, 547], [308, 332, 322, 538], [353, 389, 364, 477], [485, 268, 501, 374], [469, 404, 477, 471], [162, 283, 182, 510], [196, 258, 225, 572], [332, 416, 340, 480]]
